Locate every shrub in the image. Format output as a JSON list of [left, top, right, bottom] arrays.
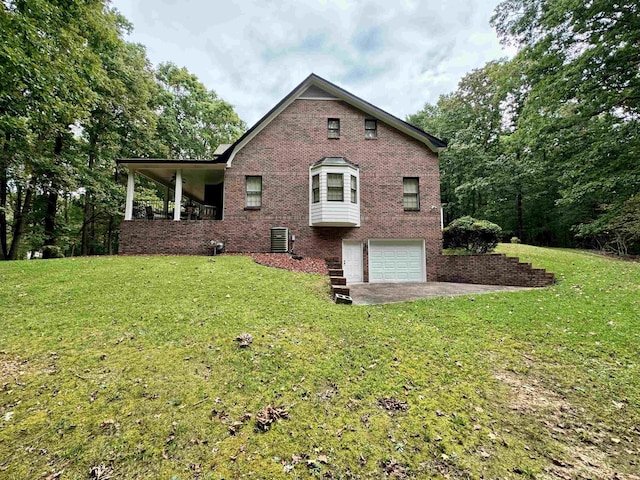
[[42, 245, 64, 259], [510, 237, 521, 244], [443, 216, 502, 254]]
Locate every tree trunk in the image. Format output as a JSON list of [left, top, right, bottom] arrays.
[[7, 179, 35, 260], [81, 137, 96, 256], [107, 216, 113, 255], [515, 150, 524, 242], [43, 134, 63, 256], [0, 132, 9, 259], [516, 191, 524, 241]]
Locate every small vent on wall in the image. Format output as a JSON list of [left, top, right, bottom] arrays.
[[270, 227, 289, 253]]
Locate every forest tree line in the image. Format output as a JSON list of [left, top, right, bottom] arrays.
[[0, 0, 245, 260], [408, 0, 639, 254]]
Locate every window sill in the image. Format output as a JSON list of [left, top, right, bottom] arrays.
[[404, 208, 421, 212], [244, 206, 261, 210]]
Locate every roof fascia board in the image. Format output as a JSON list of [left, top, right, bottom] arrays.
[[310, 78, 444, 153], [225, 78, 314, 167], [117, 160, 225, 170]]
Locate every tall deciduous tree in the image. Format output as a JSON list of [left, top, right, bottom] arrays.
[[154, 63, 245, 159], [410, 0, 640, 253], [492, 0, 640, 252]]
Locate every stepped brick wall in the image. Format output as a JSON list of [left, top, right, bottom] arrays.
[[437, 254, 555, 287]]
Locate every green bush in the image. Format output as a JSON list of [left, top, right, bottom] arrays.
[[42, 245, 64, 259], [510, 236, 521, 244], [443, 216, 502, 254]]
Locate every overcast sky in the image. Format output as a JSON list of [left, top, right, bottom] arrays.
[[110, 0, 516, 126]]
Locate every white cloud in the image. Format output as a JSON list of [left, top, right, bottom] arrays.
[[111, 0, 516, 126]]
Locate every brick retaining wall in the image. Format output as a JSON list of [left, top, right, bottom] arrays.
[[437, 254, 555, 287], [119, 220, 224, 255]]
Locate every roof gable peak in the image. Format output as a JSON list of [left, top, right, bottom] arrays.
[[217, 73, 445, 165]]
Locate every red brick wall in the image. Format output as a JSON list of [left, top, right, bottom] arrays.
[[437, 254, 555, 287], [224, 99, 442, 280], [119, 220, 224, 255], [120, 99, 443, 280]]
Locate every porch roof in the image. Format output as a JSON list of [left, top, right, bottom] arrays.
[[117, 159, 225, 203]]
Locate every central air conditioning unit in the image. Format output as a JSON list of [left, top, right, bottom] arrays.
[[270, 227, 289, 253]]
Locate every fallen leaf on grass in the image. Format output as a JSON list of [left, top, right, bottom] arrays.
[[382, 458, 407, 478], [235, 333, 253, 348], [256, 404, 289, 431], [378, 397, 408, 411], [89, 464, 113, 479]]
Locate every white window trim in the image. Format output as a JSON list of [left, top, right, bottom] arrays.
[[309, 163, 360, 227], [245, 175, 262, 209]]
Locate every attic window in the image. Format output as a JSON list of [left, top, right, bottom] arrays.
[[328, 118, 340, 139], [365, 119, 377, 139]]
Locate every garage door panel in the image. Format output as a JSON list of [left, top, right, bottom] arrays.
[[368, 240, 425, 283]]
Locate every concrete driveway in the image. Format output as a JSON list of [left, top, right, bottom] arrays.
[[348, 282, 531, 305]]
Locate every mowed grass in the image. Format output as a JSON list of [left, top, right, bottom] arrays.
[[0, 245, 639, 479]]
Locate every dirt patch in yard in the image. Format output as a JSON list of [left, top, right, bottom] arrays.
[[248, 254, 328, 275], [0, 355, 29, 384], [494, 370, 570, 415], [495, 369, 640, 479]]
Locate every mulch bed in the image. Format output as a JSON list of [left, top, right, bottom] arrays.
[[246, 253, 328, 275]]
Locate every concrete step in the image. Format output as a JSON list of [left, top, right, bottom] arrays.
[[332, 286, 350, 296]]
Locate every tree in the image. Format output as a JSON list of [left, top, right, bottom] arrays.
[[78, 13, 160, 255], [491, 0, 640, 250], [1, 0, 106, 258], [154, 63, 245, 159]]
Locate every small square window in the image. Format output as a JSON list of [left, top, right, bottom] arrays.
[[328, 118, 340, 139], [245, 176, 262, 209], [312, 174, 320, 203], [365, 119, 377, 139], [327, 173, 343, 201], [350, 175, 357, 204], [403, 177, 419, 211]]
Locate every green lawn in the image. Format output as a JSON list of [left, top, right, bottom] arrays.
[[1, 245, 639, 479]]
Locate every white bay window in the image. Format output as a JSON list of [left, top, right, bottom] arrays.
[[309, 157, 360, 227]]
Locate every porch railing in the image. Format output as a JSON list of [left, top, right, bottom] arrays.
[[132, 200, 217, 220]]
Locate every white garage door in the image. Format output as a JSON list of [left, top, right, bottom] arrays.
[[368, 240, 425, 283]]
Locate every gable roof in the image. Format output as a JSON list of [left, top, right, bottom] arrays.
[[216, 73, 446, 165]]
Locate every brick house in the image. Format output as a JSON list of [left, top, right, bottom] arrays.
[[117, 73, 447, 283]]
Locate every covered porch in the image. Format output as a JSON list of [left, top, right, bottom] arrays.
[[117, 159, 226, 221]]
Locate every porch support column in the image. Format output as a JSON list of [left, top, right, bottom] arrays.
[[125, 170, 135, 220], [173, 169, 183, 221], [163, 186, 169, 219]]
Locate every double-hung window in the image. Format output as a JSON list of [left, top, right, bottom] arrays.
[[350, 175, 357, 203], [327, 118, 340, 138], [312, 174, 320, 203], [403, 177, 420, 211], [327, 173, 343, 201], [364, 119, 377, 138], [245, 176, 262, 208]]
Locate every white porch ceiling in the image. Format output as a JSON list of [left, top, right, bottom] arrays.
[[135, 166, 224, 203]]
